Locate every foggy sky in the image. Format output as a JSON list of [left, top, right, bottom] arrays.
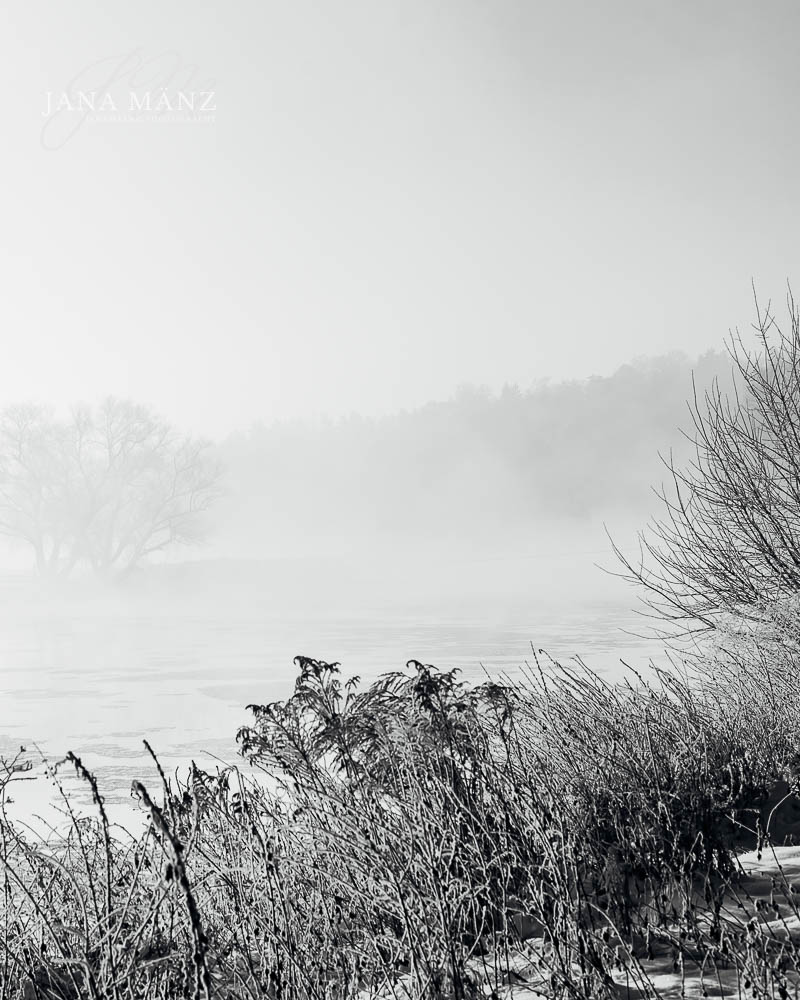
[[4, 1, 799, 435]]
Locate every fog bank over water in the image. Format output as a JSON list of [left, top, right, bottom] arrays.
[[0, 348, 734, 602]]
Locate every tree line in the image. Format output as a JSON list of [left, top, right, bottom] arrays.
[[217, 349, 732, 554]]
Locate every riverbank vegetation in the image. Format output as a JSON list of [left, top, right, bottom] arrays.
[[2, 648, 800, 999]]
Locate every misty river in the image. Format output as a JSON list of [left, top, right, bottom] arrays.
[[0, 551, 666, 827]]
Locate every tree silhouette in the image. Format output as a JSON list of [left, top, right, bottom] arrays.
[[0, 399, 223, 578]]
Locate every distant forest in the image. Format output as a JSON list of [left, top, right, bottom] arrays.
[[216, 350, 731, 558]]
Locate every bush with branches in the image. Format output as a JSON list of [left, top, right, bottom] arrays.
[[614, 291, 800, 635]]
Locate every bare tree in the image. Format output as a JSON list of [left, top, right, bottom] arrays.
[[613, 290, 800, 636], [0, 399, 223, 578], [0, 406, 74, 574]]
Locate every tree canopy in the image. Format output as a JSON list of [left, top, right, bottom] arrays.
[[0, 399, 223, 578]]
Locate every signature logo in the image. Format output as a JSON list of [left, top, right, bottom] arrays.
[[41, 49, 217, 151]]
